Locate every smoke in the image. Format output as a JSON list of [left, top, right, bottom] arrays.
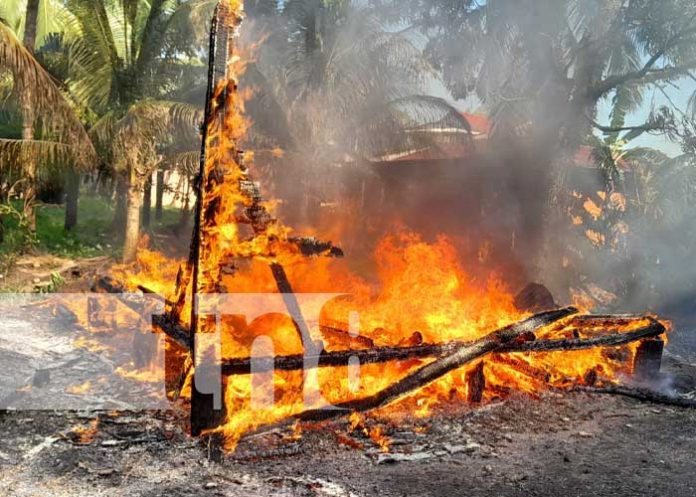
[[235, 0, 696, 328]]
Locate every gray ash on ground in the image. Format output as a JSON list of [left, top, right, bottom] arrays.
[[1, 288, 695, 495], [1, 378, 696, 497]]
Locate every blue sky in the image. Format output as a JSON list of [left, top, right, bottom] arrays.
[[597, 79, 696, 157], [431, 77, 695, 158]]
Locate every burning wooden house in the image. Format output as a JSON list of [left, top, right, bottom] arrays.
[[60, 2, 685, 457]]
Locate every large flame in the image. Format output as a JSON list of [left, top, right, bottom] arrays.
[[64, 1, 666, 450]]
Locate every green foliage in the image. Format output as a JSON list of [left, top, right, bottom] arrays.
[[246, 0, 469, 162], [0, 193, 181, 262], [35, 271, 65, 293], [377, 0, 696, 146]]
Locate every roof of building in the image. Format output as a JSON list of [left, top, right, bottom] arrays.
[[374, 112, 628, 170]]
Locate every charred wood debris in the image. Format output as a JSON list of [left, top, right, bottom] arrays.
[[68, 1, 695, 458]]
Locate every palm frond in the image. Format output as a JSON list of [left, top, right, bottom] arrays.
[[688, 88, 696, 119], [168, 101, 203, 131], [622, 147, 670, 167], [354, 94, 471, 159], [0, 138, 76, 168], [0, 22, 96, 167], [607, 85, 644, 142], [62, 0, 121, 110], [165, 149, 200, 176]]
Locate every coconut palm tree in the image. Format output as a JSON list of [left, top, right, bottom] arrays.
[[377, 0, 696, 278], [236, 0, 470, 228], [62, 0, 205, 262], [0, 0, 96, 239]]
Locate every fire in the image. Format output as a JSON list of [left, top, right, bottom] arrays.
[[66, 380, 93, 395], [71, 419, 99, 444], [55, 0, 668, 451], [103, 223, 657, 450]]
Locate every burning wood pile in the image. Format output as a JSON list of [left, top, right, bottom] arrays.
[[79, 1, 675, 453]]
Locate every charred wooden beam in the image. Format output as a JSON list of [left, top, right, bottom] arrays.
[[288, 237, 344, 258], [293, 307, 577, 422], [319, 324, 375, 349], [490, 354, 551, 383], [500, 319, 665, 353], [152, 315, 192, 350], [269, 263, 316, 351], [467, 361, 486, 403], [219, 318, 663, 376], [544, 314, 646, 333], [221, 341, 463, 375], [573, 385, 696, 408]]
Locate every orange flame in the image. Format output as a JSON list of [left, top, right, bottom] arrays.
[[68, 1, 668, 450]]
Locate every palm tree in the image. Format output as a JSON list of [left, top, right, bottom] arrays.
[[20, 1, 39, 232], [63, 0, 204, 262], [239, 0, 470, 224], [380, 0, 696, 278], [0, 1, 96, 239]]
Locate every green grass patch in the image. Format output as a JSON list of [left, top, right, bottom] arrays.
[[0, 193, 183, 265], [36, 196, 119, 258]]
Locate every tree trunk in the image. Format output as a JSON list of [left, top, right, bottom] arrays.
[[176, 179, 191, 235], [64, 169, 80, 231], [535, 34, 604, 297], [21, 108, 37, 234], [111, 173, 128, 233], [20, 0, 40, 234], [23, 0, 40, 51], [123, 167, 143, 263], [142, 174, 152, 228], [155, 169, 165, 221]]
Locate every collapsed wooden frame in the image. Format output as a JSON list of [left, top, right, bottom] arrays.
[[89, 2, 670, 437], [92, 276, 668, 428]]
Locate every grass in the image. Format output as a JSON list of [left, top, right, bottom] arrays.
[[0, 192, 183, 267]]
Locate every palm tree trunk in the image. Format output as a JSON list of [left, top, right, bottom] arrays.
[[64, 169, 80, 230], [21, 0, 40, 234], [111, 173, 128, 232], [23, 0, 40, 50], [155, 169, 165, 221], [123, 167, 143, 263], [176, 178, 191, 235], [142, 174, 152, 228], [20, 106, 37, 233]]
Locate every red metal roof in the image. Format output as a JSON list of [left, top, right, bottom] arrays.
[[461, 112, 491, 135]]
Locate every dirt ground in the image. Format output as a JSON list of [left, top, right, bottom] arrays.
[[0, 301, 694, 497], [1, 257, 695, 496], [0, 386, 695, 497], [0, 254, 113, 293]]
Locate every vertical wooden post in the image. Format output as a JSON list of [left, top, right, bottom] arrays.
[[633, 338, 664, 382], [190, 315, 227, 437], [189, 1, 241, 437], [467, 361, 486, 403], [155, 169, 165, 221]]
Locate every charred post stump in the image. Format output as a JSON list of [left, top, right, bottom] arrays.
[[467, 361, 486, 403], [633, 338, 664, 382], [191, 316, 227, 437]]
